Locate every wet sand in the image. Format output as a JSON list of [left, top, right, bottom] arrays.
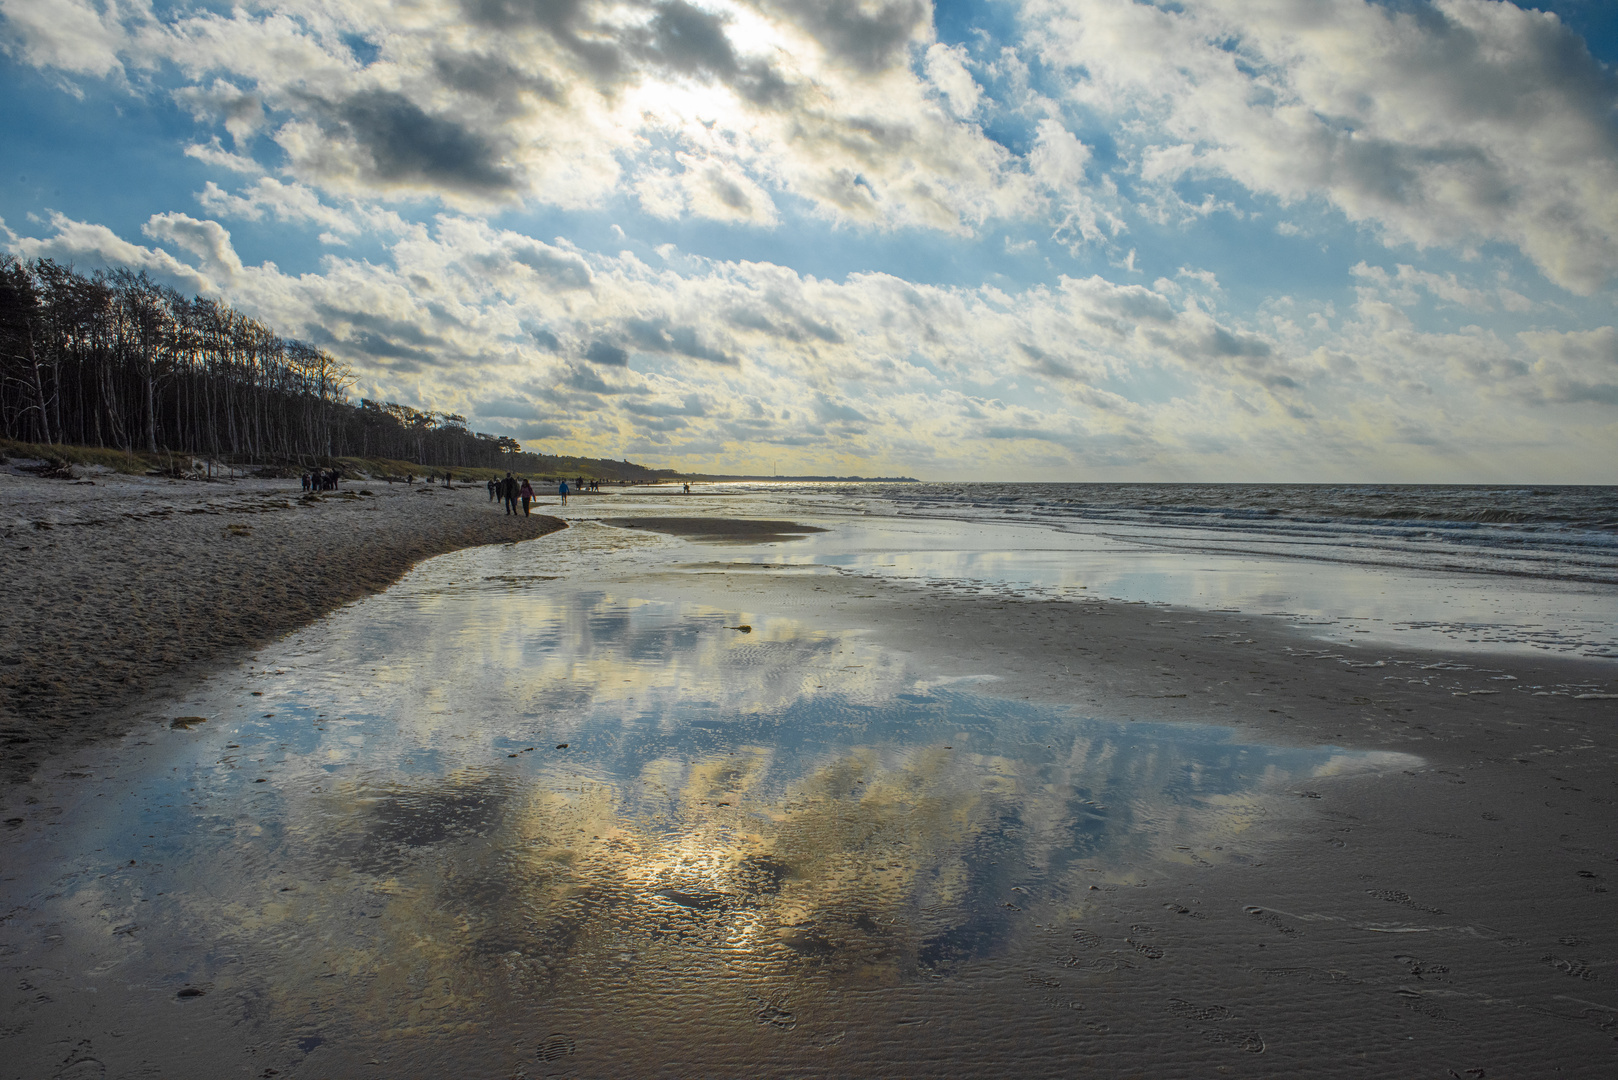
[[1, 512, 1615, 1077], [0, 468, 564, 782], [608, 516, 828, 542]]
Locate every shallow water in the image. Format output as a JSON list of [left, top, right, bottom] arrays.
[[0, 537, 1415, 1078], [563, 486, 1618, 658]]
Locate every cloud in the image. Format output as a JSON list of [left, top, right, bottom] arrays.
[[9, 212, 215, 293], [1520, 326, 1618, 405], [0, 0, 125, 77], [925, 42, 980, 117], [762, 0, 930, 74], [198, 178, 361, 237], [1024, 0, 1618, 293], [585, 340, 630, 366], [173, 80, 266, 145], [13, 0, 1039, 233], [142, 213, 246, 283], [328, 89, 518, 196]]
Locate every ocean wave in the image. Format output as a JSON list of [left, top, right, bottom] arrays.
[[853, 482, 1618, 585]]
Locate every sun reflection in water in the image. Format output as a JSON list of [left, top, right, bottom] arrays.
[[7, 551, 1421, 1074]]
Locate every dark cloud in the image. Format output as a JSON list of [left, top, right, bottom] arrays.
[[727, 304, 842, 345], [707, 170, 757, 212], [344, 331, 436, 363], [982, 425, 1081, 448], [1200, 326, 1272, 360], [461, 0, 790, 103], [508, 241, 594, 288], [513, 420, 570, 440], [307, 305, 447, 365], [1541, 379, 1618, 405], [312, 305, 445, 348], [336, 90, 516, 194], [458, 0, 628, 81], [476, 397, 543, 419], [647, 1, 737, 78], [560, 363, 624, 394], [527, 325, 561, 350], [761, 0, 928, 74], [815, 397, 867, 423], [624, 317, 736, 364], [623, 393, 707, 417], [642, 1, 793, 105], [1019, 342, 1080, 380], [585, 340, 630, 366], [432, 51, 562, 108]]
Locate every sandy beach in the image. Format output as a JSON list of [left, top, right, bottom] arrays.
[[1, 488, 1614, 1077], [0, 466, 564, 783]]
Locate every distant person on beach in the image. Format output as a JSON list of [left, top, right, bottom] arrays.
[[502, 473, 518, 515], [520, 478, 534, 515], [487, 478, 497, 502], [408, 473, 415, 486], [683, 483, 690, 494], [559, 480, 569, 505]]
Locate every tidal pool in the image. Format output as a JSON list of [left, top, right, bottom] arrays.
[[1, 541, 1415, 1078]]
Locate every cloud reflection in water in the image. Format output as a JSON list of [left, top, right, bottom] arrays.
[[18, 573, 1415, 1073]]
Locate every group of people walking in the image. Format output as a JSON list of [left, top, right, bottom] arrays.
[[301, 469, 340, 491], [488, 474, 584, 514]]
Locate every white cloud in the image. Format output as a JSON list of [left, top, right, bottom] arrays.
[[924, 42, 981, 117], [184, 138, 266, 176], [142, 212, 246, 284], [1520, 327, 1618, 405], [1024, 0, 1618, 293], [6, 2, 1617, 481], [10, 211, 217, 294], [635, 153, 780, 227], [197, 178, 362, 236], [0, 0, 126, 78]]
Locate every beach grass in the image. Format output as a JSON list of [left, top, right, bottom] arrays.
[[0, 439, 649, 485]]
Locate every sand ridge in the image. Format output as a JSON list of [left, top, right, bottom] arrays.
[[0, 468, 564, 782]]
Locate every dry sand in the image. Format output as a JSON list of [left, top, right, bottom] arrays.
[[0, 466, 563, 782]]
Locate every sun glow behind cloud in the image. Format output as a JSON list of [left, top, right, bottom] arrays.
[[2, 0, 1616, 480]]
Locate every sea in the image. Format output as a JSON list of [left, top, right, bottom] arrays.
[[864, 482, 1618, 585], [679, 481, 1618, 659]]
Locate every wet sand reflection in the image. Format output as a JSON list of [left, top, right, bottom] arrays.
[[5, 572, 1416, 1076]]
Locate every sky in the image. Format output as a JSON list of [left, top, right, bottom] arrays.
[[2, 0, 1616, 482]]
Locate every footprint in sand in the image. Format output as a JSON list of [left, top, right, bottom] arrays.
[[749, 995, 797, 1029], [1540, 954, 1598, 981], [536, 1034, 575, 1061], [1244, 906, 1298, 934], [1397, 988, 1461, 1025], [1127, 939, 1164, 959], [1166, 1001, 1265, 1053], [1168, 998, 1233, 1022], [1367, 888, 1444, 914]]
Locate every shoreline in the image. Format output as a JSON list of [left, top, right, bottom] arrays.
[[0, 468, 565, 783]]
